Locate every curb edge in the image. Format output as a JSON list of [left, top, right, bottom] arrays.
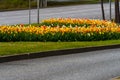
[[0, 44, 120, 63]]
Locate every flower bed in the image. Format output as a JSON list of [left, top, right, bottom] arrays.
[[41, 18, 117, 27], [0, 18, 120, 42]]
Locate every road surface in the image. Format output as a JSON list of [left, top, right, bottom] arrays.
[[0, 3, 115, 25], [0, 48, 120, 80]]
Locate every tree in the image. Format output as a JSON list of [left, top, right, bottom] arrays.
[[115, 0, 120, 23], [101, 0, 105, 20]]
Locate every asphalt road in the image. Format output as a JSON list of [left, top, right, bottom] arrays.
[[0, 48, 120, 80], [0, 3, 115, 25]]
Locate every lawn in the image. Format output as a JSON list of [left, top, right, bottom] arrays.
[[0, 0, 110, 11], [0, 40, 120, 56]]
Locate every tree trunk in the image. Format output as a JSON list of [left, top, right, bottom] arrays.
[[115, 0, 120, 23], [101, 0, 105, 20]]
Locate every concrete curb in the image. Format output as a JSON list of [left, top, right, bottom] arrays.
[[0, 44, 120, 63]]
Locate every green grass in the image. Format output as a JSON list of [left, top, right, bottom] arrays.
[[0, 0, 111, 11], [47, 1, 99, 7], [0, 40, 120, 56]]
